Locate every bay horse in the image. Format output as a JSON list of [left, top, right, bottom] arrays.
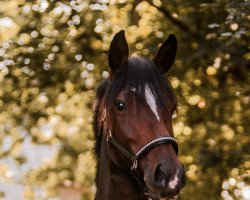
[[93, 30, 186, 200]]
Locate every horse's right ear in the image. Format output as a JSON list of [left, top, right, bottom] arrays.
[[108, 30, 129, 76], [153, 34, 177, 74]]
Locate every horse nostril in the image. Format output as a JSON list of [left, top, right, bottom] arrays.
[[154, 164, 168, 186]]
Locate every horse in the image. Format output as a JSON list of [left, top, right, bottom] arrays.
[[92, 30, 186, 200]]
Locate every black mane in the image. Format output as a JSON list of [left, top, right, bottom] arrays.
[[92, 56, 176, 184]]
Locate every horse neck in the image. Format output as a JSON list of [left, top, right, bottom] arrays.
[[95, 132, 147, 200]]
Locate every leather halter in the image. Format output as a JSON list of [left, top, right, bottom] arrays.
[[106, 130, 179, 196], [106, 131, 178, 171]]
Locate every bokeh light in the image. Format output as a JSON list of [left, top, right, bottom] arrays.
[[0, 0, 249, 199]]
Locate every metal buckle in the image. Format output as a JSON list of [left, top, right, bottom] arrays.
[[106, 130, 112, 142], [131, 159, 138, 171]]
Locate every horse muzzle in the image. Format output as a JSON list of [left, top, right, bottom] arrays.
[[145, 162, 186, 200]]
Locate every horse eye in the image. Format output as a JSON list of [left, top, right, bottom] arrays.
[[115, 101, 125, 112]]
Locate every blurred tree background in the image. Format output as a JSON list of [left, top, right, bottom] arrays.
[[0, 0, 249, 199]]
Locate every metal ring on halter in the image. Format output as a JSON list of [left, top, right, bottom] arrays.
[[106, 130, 112, 142], [131, 159, 138, 171]]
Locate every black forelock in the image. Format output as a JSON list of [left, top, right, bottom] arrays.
[[104, 56, 176, 114]]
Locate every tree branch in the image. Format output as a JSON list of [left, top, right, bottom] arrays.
[[147, 1, 198, 38]]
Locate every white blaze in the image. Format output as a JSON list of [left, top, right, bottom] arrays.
[[145, 84, 160, 121], [169, 173, 179, 189]]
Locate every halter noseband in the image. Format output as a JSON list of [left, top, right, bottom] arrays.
[[106, 131, 179, 172]]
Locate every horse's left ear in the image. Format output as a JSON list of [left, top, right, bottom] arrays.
[[153, 34, 177, 74], [108, 30, 129, 76]]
